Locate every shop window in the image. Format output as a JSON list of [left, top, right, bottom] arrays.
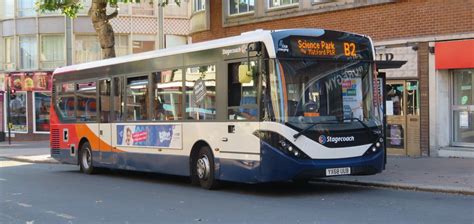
[[40, 35, 65, 69], [34, 92, 51, 133], [56, 83, 76, 121], [229, 0, 255, 15], [269, 0, 298, 8], [153, 69, 183, 121], [19, 36, 38, 70], [386, 84, 404, 116], [76, 81, 97, 122], [228, 61, 258, 121], [8, 91, 28, 132], [185, 64, 216, 120], [452, 69, 474, 144], [165, 35, 187, 48], [126, 76, 149, 121], [406, 81, 419, 116], [113, 77, 124, 121]]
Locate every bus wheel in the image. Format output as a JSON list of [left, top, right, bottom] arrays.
[[79, 141, 95, 174], [194, 146, 219, 189]]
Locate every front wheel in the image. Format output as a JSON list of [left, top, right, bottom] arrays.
[[193, 146, 219, 189], [79, 142, 95, 174]]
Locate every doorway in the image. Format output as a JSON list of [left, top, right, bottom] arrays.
[[386, 80, 420, 156]]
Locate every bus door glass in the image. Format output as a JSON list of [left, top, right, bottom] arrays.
[[99, 79, 113, 161]]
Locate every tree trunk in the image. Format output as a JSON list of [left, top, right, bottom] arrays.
[[89, 0, 117, 59]]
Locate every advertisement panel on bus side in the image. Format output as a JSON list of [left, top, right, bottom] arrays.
[[116, 124, 182, 149]]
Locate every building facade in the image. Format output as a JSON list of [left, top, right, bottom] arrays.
[[0, 0, 191, 141], [189, 0, 474, 157]]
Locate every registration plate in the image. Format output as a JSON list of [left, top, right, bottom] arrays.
[[325, 167, 351, 176]]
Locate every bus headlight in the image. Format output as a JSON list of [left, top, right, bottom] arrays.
[[279, 139, 309, 159], [375, 142, 381, 148], [255, 131, 310, 160]]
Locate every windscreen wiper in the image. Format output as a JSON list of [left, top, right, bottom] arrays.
[[292, 118, 376, 140], [292, 121, 338, 140]]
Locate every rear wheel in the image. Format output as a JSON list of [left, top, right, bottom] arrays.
[[193, 146, 219, 189], [79, 142, 95, 174]]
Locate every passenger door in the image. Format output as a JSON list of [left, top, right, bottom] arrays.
[[99, 79, 113, 164]]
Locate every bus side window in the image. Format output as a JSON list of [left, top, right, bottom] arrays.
[[76, 81, 97, 122], [126, 75, 149, 121], [153, 69, 183, 121], [99, 79, 111, 123], [228, 61, 258, 121], [113, 77, 124, 121], [56, 83, 76, 121], [185, 64, 217, 120]]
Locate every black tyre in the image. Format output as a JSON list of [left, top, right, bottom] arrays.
[[79, 141, 95, 174], [193, 146, 219, 189]]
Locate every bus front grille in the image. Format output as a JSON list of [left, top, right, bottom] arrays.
[[51, 129, 60, 149]]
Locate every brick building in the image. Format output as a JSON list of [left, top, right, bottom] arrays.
[[188, 0, 474, 157]]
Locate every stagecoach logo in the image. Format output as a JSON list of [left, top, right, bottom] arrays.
[[277, 40, 289, 52], [319, 135, 355, 144], [222, 44, 247, 56], [318, 135, 327, 144]]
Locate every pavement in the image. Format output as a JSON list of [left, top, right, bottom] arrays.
[[1, 140, 473, 195]]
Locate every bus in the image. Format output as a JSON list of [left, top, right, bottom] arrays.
[[50, 29, 385, 189]]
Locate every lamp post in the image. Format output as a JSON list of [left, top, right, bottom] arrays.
[[5, 77, 11, 145]]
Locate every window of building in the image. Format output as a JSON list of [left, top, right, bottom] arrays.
[[132, 35, 155, 54], [1, 0, 14, 18], [229, 0, 255, 15], [74, 35, 101, 64], [18, 0, 36, 17], [56, 83, 76, 121], [192, 0, 206, 12], [313, 0, 334, 4], [452, 69, 474, 145], [185, 64, 216, 120], [76, 81, 97, 122], [165, 35, 187, 48], [4, 37, 15, 71], [228, 61, 258, 120], [153, 69, 183, 121], [115, 35, 129, 57], [19, 36, 38, 70], [34, 92, 51, 133], [126, 75, 149, 121], [40, 35, 65, 69], [78, 0, 92, 15], [8, 91, 28, 132], [269, 0, 299, 8], [131, 0, 155, 16]]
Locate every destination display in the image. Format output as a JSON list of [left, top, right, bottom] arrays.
[[276, 36, 371, 60]]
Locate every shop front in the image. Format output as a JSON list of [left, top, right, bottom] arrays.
[[3, 72, 52, 141], [377, 45, 421, 156], [432, 39, 474, 158]]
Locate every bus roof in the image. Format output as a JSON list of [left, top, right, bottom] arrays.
[[53, 29, 370, 75], [54, 29, 276, 75]]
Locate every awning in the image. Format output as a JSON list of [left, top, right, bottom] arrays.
[[375, 60, 407, 69]]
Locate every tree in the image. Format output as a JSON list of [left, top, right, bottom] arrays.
[[37, 0, 180, 59]]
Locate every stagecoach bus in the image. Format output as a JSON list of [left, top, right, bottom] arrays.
[[50, 29, 385, 189]]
